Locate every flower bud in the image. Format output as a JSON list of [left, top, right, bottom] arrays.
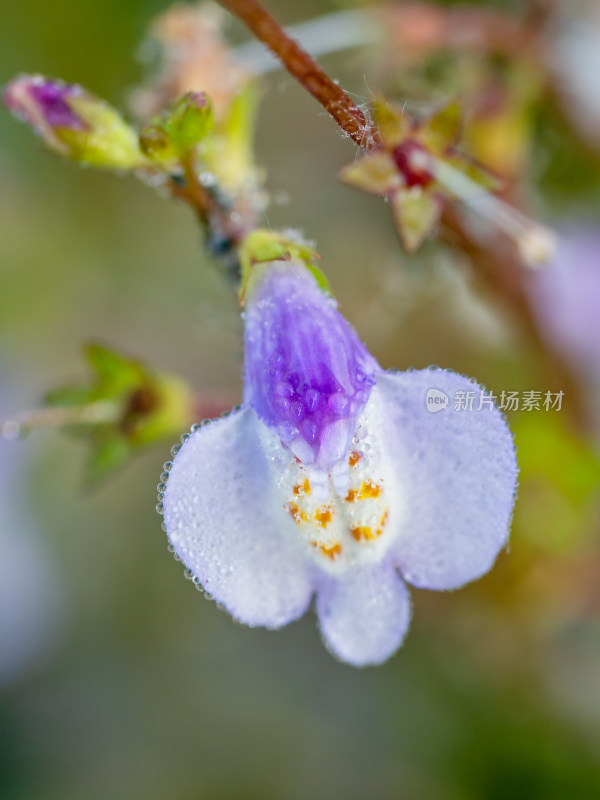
[[3, 75, 144, 169]]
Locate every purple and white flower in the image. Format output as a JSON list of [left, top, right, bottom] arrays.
[[161, 260, 517, 666]]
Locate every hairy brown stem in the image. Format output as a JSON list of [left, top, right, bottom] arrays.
[[217, 0, 376, 147]]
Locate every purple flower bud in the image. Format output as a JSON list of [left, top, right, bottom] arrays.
[[3, 75, 86, 138], [3, 74, 143, 169], [243, 262, 379, 469]]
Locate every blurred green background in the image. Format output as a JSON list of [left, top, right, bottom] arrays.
[[2, 1, 600, 798]]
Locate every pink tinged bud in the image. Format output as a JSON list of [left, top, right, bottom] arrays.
[[3, 74, 144, 169], [3, 76, 86, 153]]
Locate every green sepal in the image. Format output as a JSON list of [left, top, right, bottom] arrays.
[[60, 93, 146, 169], [339, 149, 399, 195], [238, 229, 324, 304], [417, 100, 461, 155], [372, 97, 412, 147], [391, 188, 441, 252]]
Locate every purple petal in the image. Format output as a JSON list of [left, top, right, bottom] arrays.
[[316, 563, 411, 666], [243, 262, 379, 470], [162, 407, 314, 628], [378, 369, 517, 590], [3, 75, 85, 132]]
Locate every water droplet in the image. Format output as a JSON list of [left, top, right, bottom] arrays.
[[155, 502, 164, 515], [170, 444, 181, 456], [289, 400, 305, 422], [163, 461, 173, 471], [277, 421, 299, 443], [304, 388, 320, 412], [328, 393, 349, 416], [199, 171, 217, 187], [275, 381, 294, 398], [302, 418, 319, 443]]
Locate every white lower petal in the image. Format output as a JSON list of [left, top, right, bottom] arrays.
[[316, 564, 411, 666], [162, 408, 314, 628], [377, 369, 518, 590]]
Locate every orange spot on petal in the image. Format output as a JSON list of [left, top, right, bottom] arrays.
[[285, 501, 301, 524], [359, 480, 382, 500], [349, 451, 361, 467], [346, 480, 382, 503], [314, 506, 333, 527], [351, 509, 388, 542], [351, 525, 374, 542], [319, 542, 342, 560]]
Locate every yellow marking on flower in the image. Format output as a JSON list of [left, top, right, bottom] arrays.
[[351, 508, 389, 542], [359, 480, 382, 499], [345, 480, 382, 503], [285, 501, 303, 524], [379, 509, 389, 532], [351, 524, 374, 542], [312, 541, 342, 560], [293, 478, 311, 496], [348, 451, 361, 467], [314, 506, 333, 528]]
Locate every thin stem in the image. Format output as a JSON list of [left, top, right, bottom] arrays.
[[1, 400, 120, 440], [234, 9, 380, 74], [217, 0, 376, 147], [168, 152, 254, 267]]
